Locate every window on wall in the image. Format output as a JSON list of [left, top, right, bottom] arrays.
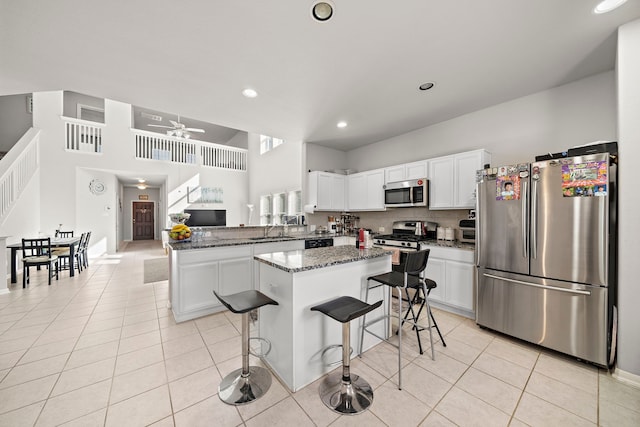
[[260, 135, 284, 154]]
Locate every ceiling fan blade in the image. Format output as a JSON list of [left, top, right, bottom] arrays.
[[184, 128, 205, 133], [148, 124, 174, 129]]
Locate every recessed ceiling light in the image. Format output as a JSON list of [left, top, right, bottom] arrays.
[[594, 0, 627, 14], [337, 121, 347, 128], [419, 82, 435, 91], [312, 1, 334, 22], [242, 88, 258, 98]]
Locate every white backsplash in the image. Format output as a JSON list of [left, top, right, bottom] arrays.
[[307, 207, 471, 235]]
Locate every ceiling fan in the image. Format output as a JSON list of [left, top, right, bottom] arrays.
[[148, 115, 205, 139]]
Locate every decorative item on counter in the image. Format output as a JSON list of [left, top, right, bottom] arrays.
[[169, 213, 191, 225], [437, 227, 445, 240], [169, 224, 191, 241], [445, 227, 455, 241], [358, 228, 365, 250]]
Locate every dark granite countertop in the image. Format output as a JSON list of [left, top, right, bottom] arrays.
[[420, 239, 475, 251], [254, 246, 391, 273], [167, 235, 307, 250]]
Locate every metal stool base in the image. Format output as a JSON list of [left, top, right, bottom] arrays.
[[318, 372, 373, 415], [218, 366, 272, 405]]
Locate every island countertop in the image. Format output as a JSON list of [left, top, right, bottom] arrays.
[[254, 246, 391, 273]]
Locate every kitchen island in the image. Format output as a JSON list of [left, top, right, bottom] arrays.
[[167, 235, 306, 322], [254, 246, 392, 392]]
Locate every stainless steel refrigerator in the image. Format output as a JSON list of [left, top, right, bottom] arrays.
[[476, 150, 617, 367]]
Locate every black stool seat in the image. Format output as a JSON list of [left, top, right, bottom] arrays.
[[214, 290, 278, 314], [311, 296, 382, 324], [311, 296, 382, 415], [213, 290, 278, 406], [366, 271, 423, 288]]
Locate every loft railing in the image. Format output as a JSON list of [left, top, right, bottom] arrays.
[[133, 130, 247, 171], [0, 128, 40, 221], [63, 117, 104, 153], [201, 144, 247, 171]]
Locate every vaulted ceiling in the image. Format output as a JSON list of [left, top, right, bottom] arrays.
[[2, 1, 639, 151]]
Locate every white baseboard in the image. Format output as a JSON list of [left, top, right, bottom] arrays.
[[0, 288, 10, 295], [613, 367, 640, 389]]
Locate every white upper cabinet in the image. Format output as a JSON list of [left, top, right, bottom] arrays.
[[384, 160, 428, 183], [347, 169, 385, 211], [308, 171, 346, 211], [428, 149, 490, 210]]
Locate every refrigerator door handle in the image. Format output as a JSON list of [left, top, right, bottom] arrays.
[[531, 178, 538, 259], [476, 182, 481, 266], [483, 273, 591, 296], [521, 180, 528, 258]]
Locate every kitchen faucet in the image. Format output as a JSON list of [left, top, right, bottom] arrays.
[[264, 224, 278, 237]]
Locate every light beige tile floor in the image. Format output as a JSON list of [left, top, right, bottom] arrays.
[[0, 240, 639, 426]]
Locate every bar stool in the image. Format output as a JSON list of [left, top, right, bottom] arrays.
[[359, 249, 444, 389], [400, 277, 447, 351], [213, 290, 278, 405], [310, 296, 383, 414]]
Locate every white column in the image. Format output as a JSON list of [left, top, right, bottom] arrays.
[[616, 18, 640, 383]]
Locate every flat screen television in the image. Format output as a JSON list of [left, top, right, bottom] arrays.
[[184, 209, 226, 227]]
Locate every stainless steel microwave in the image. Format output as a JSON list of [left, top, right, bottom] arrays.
[[383, 178, 429, 208]]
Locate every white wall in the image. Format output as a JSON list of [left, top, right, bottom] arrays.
[[346, 71, 616, 171], [248, 134, 303, 224], [226, 131, 248, 149], [306, 143, 349, 173], [0, 94, 32, 152], [616, 19, 640, 378]]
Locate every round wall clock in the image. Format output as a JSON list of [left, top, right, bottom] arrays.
[[89, 179, 106, 195]]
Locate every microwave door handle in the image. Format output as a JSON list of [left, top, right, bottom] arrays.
[[409, 186, 414, 205]]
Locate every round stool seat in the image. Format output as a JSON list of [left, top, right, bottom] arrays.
[[214, 290, 278, 313], [310, 296, 382, 323], [213, 290, 278, 406], [311, 296, 382, 415]]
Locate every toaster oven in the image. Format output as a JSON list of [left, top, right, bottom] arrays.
[[458, 219, 475, 244]]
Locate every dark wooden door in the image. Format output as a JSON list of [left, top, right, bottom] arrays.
[[133, 202, 154, 240]]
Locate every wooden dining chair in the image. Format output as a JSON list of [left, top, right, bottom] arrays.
[[22, 238, 59, 288], [56, 232, 86, 274]]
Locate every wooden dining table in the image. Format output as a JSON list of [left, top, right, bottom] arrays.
[[7, 236, 82, 283]]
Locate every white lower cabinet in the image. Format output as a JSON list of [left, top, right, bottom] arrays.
[[169, 239, 305, 322], [423, 245, 475, 318]]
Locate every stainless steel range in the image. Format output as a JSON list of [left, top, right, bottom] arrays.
[[373, 221, 437, 250]]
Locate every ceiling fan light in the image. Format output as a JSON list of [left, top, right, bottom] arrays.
[[137, 184, 147, 190], [594, 0, 627, 13], [312, 1, 334, 22]]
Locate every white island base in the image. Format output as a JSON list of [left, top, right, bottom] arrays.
[[256, 250, 391, 392]]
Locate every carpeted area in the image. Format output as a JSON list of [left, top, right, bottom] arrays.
[[143, 257, 169, 283]]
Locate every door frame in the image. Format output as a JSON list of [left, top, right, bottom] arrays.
[[131, 200, 157, 240]]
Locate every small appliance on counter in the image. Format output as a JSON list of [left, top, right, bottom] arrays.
[[458, 219, 475, 243]]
